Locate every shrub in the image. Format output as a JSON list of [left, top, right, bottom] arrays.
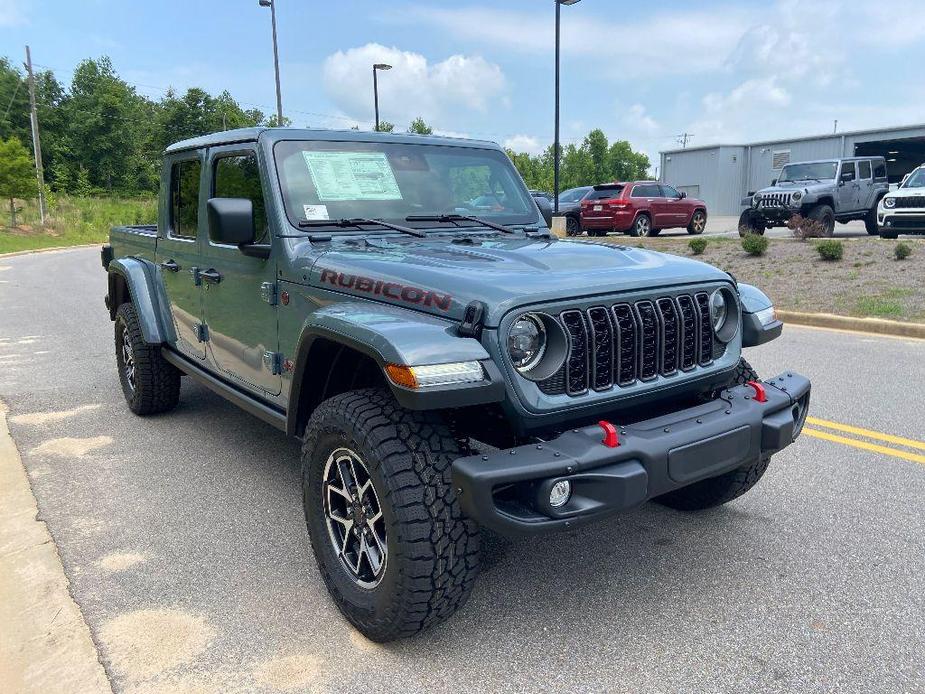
[[815, 239, 843, 261], [787, 214, 827, 240], [688, 237, 708, 255], [894, 242, 912, 260], [741, 233, 769, 256]]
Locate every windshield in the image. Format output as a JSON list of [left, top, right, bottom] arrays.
[[901, 169, 925, 188], [273, 140, 536, 228], [777, 162, 838, 182], [558, 187, 591, 203]]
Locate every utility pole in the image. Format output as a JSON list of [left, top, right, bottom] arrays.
[[676, 132, 694, 149], [833, 120, 838, 134], [259, 0, 283, 125], [24, 45, 46, 225]]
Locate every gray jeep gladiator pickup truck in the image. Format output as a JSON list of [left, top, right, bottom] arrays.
[[101, 127, 810, 641], [739, 156, 888, 237]]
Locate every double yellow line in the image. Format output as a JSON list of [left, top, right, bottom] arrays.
[[802, 417, 925, 465]]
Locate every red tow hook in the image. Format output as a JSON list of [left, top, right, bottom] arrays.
[[746, 380, 768, 403], [599, 420, 620, 448]]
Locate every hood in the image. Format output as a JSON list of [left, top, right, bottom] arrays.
[[885, 187, 925, 198], [758, 180, 831, 195], [308, 235, 731, 325]]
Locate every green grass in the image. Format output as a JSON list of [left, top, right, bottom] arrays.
[[854, 289, 913, 318], [0, 195, 156, 255]]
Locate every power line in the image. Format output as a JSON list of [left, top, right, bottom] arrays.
[[675, 132, 694, 148]]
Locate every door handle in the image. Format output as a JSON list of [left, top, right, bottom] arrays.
[[160, 259, 180, 272], [199, 268, 222, 284]]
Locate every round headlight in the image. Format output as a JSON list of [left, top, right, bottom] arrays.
[[508, 314, 546, 371], [884, 197, 896, 208], [710, 290, 728, 332], [792, 191, 803, 201]]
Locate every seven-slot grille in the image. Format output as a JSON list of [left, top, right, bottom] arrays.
[[756, 192, 791, 208], [894, 196, 925, 209], [538, 292, 716, 397]]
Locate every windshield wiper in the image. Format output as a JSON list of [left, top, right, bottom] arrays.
[[298, 217, 426, 238], [405, 214, 519, 235]]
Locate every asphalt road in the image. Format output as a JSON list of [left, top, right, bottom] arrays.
[[1, 247, 923, 694]]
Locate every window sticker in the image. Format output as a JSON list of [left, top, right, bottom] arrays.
[[303, 204, 329, 220], [302, 151, 403, 202]]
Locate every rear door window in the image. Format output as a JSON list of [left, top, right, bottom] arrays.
[[170, 159, 202, 239], [858, 160, 872, 179]]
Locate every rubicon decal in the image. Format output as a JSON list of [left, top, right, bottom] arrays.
[[319, 269, 452, 311]]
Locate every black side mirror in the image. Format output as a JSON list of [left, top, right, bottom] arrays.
[[679, 191, 687, 199], [771, 178, 777, 186], [534, 196, 553, 227], [207, 198, 256, 246]]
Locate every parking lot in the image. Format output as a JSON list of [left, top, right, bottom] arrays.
[[2, 247, 924, 693]]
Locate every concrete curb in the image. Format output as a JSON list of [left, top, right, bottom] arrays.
[[0, 400, 111, 693], [776, 310, 925, 339], [0, 244, 99, 259]]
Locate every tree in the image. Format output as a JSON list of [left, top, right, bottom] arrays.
[[408, 117, 433, 135], [265, 113, 292, 127], [376, 121, 394, 133], [0, 137, 38, 227]]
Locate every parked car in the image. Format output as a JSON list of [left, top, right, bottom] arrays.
[[878, 164, 925, 238], [554, 185, 594, 236], [580, 182, 708, 238], [739, 157, 888, 237], [101, 127, 809, 642], [529, 190, 554, 227], [529, 189, 554, 202]]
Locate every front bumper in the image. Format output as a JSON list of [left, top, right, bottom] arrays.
[[880, 212, 925, 233], [453, 371, 810, 536]]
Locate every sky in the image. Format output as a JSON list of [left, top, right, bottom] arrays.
[[2, 0, 925, 168]]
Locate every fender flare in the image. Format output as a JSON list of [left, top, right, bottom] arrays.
[[107, 258, 175, 345], [286, 302, 504, 436]]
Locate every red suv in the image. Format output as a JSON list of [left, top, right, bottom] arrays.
[[579, 182, 707, 238]]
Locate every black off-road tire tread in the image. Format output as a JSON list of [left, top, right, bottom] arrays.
[[808, 204, 835, 237], [738, 209, 765, 237], [656, 358, 770, 511], [302, 388, 480, 641], [114, 303, 180, 415]]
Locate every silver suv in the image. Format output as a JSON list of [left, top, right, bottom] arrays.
[[739, 157, 889, 236]]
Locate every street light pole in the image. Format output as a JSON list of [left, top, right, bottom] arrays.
[[259, 0, 283, 125], [554, 0, 580, 214], [372, 63, 392, 131]]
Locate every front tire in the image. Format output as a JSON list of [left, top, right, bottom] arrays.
[[738, 209, 765, 237], [656, 358, 771, 511], [687, 209, 707, 235], [807, 203, 836, 237], [114, 303, 180, 415], [302, 388, 480, 642], [565, 215, 580, 236], [865, 205, 880, 235]]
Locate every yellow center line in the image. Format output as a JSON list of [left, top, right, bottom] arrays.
[[805, 416, 925, 452], [802, 428, 925, 465]]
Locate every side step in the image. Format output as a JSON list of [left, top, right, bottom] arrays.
[[161, 348, 287, 432]]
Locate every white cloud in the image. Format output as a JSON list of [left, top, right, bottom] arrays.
[[503, 134, 544, 155], [622, 104, 659, 136], [390, 6, 752, 75], [0, 0, 28, 26], [703, 77, 791, 114], [321, 43, 506, 129]]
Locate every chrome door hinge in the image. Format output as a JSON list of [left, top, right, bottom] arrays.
[[263, 351, 283, 375], [260, 281, 278, 306], [194, 323, 209, 342]]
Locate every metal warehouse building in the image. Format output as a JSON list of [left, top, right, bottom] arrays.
[[659, 123, 925, 216]]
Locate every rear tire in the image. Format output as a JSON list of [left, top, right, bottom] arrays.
[[629, 214, 652, 237], [114, 303, 180, 415], [655, 358, 770, 511], [302, 388, 480, 642], [808, 204, 836, 237], [865, 205, 880, 235], [687, 209, 707, 235], [738, 209, 764, 237]]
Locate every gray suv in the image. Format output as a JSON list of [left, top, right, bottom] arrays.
[[102, 127, 810, 641], [740, 157, 889, 236]]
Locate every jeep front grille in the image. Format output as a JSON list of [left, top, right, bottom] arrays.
[[538, 293, 716, 397], [894, 196, 925, 209], [756, 192, 791, 208]]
